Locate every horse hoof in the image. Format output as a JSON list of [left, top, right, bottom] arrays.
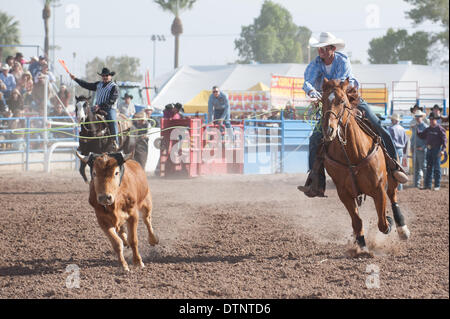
[[397, 225, 410, 240], [383, 216, 393, 234]]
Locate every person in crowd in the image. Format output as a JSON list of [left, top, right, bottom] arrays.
[[132, 110, 151, 169], [208, 85, 230, 129], [11, 61, 23, 83], [410, 110, 428, 188], [388, 113, 408, 190], [0, 64, 16, 99], [163, 103, 174, 119], [417, 112, 447, 191], [118, 93, 136, 118], [14, 52, 26, 66], [5, 56, 15, 69], [28, 56, 40, 79], [172, 102, 184, 120], [410, 104, 423, 115], [7, 89, 25, 117], [35, 63, 55, 84], [297, 31, 407, 197], [284, 100, 296, 120], [32, 74, 52, 116], [430, 104, 448, 125], [69, 67, 120, 150], [144, 106, 159, 128], [0, 91, 10, 118], [17, 71, 33, 95], [57, 84, 71, 108]]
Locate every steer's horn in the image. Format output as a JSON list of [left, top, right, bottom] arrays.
[[75, 151, 89, 164]]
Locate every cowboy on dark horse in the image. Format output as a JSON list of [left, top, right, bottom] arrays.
[[70, 67, 120, 151], [297, 32, 408, 198]]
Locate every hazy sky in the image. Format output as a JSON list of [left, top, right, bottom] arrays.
[[2, 0, 444, 82]]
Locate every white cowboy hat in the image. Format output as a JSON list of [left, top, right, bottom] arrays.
[[414, 110, 426, 117], [1, 64, 10, 71], [311, 32, 345, 51], [390, 113, 401, 121]]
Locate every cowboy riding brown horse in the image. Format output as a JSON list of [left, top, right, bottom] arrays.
[[319, 78, 410, 251]]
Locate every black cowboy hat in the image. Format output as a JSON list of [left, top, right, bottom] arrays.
[[428, 112, 439, 120], [432, 104, 443, 111], [97, 67, 116, 76], [410, 104, 423, 113], [122, 93, 133, 99]]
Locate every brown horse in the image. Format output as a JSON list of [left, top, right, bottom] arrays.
[[320, 78, 410, 251]]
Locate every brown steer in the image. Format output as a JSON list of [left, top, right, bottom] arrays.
[[77, 151, 159, 271]]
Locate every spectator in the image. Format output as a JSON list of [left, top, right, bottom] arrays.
[[32, 74, 51, 116], [49, 102, 71, 139], [172, 102, 184, 119], [17, 71, 33, 95], [208, 85, 230, 129], [0, 91, 10, 117], [57, 85, 71, 108], [431, 104, 445, 124], [388, 113, 408, 190], [0, 64, 16, 99], [28, 56, 40, 79], [14, 52, 25, 66], [144, 106, 159, 128], [417, 112, 447, 191], [163, 103, 174, 119], [11, 61, 23, 83], [7, 89, 24, 117], [35, 63, 55, 84], [5, 56, 15, 68], [410, 104, 423, 115], [132, 111, 150, 169], [410, 110, 428, 188], [284, 100, 296, 120], [118, 93, 136, 118]]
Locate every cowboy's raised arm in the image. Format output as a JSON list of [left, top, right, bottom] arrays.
[[72, 76, 98, 91]]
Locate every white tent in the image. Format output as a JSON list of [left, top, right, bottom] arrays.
[[151, 63, 449, 111]]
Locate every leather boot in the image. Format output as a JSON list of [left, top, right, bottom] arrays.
[[388, 157, 409, 184], [298, 149, 326, 198]]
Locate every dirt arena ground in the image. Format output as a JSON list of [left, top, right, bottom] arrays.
[[0, 170, 448, 299]]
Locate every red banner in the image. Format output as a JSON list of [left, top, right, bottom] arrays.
[[270, 75, 308, 108], [225, 91, 270, 112]]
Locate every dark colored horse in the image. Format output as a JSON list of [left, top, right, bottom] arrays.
[[75, 96, 136, 183], [320, 78, 410, 252]]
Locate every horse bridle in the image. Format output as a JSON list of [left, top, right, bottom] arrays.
[[322, 92, 353, 145]]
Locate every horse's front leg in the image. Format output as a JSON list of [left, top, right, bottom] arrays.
[[387, 175, 410, 240], [337, 188, 366, 250], [372, 187, 393, 235]]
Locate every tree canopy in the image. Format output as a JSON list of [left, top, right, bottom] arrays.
[[85, 56, 143, 82], [0, 11, 20, 62], [368, 28, 431, 64], [404, 0, 448, 47], [234, 1, 311, 64]]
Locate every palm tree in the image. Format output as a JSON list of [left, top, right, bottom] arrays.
[[154, 0, 197, 69], [0, 11, 20, 62], [41, 0, 59, 59]]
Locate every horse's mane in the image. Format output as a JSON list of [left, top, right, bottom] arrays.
[[346, 87, 360, 108]]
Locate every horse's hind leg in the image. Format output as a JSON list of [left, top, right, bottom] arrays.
[[338, 189, 367, 250], [387, 175, 410, 240]]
